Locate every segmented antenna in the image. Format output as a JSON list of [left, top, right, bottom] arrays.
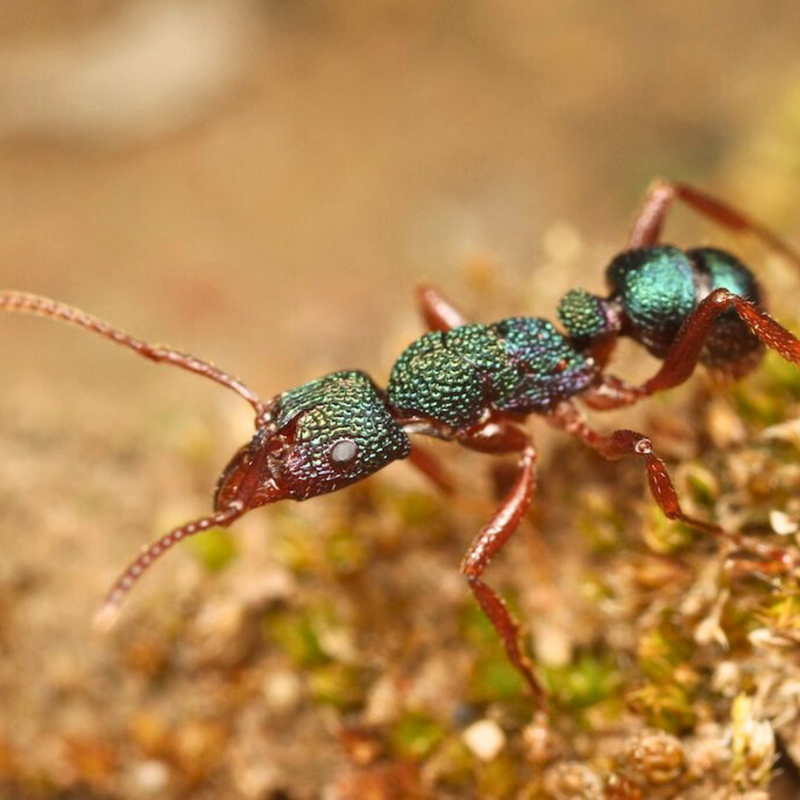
[[0, 291, 269, 422], [93, 501, 246, 630]]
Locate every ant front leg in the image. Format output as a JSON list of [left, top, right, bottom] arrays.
[[582, 288, 800, 410], [549, 401, 797, 572], [629, 179, 800, 267], [456, 418, 546, 708], [405, 444, 455, 495]]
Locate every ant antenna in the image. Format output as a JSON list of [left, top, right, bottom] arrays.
[[93, 501, 246, 630], [0, 291, 270, 422]]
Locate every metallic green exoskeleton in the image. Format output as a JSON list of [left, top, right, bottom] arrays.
[[557, 288, 614, 343], [215, 371, 410, 508], [558, 244, 765, 377], [606, 245, 697, 358], [388, 319, 597, 428], [689, 247, 764, 373], [266, 370, 411, 500]]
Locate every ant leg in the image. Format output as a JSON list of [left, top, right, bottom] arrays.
[[415, 284, 470, 332], [628, 179, 800, 268], [93, 502, 246, 630], [407, 444, 455, 495], [457, 419, 546, 707], [549, 402, 796, 569], [582, 288, 800, 410], [0, 291, 270, 423]]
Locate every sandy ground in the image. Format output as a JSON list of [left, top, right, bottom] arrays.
[[2, 2, 800, 797]]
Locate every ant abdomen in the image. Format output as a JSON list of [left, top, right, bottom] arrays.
[[687, 247, 764, 376]]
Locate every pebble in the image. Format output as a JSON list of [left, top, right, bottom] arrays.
[[132, 759, 170, 794], [262, 669, 303, 713], [462, 719, 505, 761]]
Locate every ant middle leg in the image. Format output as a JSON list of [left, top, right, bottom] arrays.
[[457, 418, 546, 708], [628, 179, 800, 268]]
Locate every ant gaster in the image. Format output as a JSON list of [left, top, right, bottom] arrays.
[[4, 180, 800, 711]]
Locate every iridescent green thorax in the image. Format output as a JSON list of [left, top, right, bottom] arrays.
[[272, 370, 410, 500], [689, 247, 764, 374], [388, 319, 597, 428], [606, 246, 697, 358], [388, 324, 517, 428]]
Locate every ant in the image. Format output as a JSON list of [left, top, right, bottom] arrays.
[[3, 180, 800, 712]]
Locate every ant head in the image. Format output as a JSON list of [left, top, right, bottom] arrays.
[[215, 370, 411, 509]]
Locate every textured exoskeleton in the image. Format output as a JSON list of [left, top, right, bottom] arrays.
[[3, 180, 800, 711]]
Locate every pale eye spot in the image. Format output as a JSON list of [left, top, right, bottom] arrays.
[[330, 439, 359, 468]]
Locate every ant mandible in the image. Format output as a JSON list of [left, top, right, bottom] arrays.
[[3, 179, 800, 712]]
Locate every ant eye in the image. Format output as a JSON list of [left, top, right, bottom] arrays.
[[329, 439, 359, 468]]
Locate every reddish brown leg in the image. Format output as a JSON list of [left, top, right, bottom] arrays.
[[456, 419, 546, 707], [407, 444, 455, 494], [415, 284, 470, 332], [94, 502, 246, 630], [0, 291, 270, 423], [581, 289, 800, 410], [549, 402, 797, 571], [629, 179, 800, 268]]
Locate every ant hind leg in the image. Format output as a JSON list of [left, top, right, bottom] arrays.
[[628, 179, 800, 269], [458, 420, 547, 709], [550, 401, 798, 575], [582, 288, 800, 410]]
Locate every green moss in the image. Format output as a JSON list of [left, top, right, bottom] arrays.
[[642, 508, 694, 555], [325, 526, 369, 574], [762, 347, 800, 398], [576, 490, 628, 553], [627, 682, 697, 733], [636, 620, 694, 682], [309, 663, 368, 711], [391, 490, 443, 528], [391, 712, 446, 761], [264, 610, 329, 669], [475, 752, 518, 799], [470, 656, 526, 705], [732, 382, 788, 427], [683, 464, 720, 508], [460, 602, 503, 649], [543, 652, 621, 710], [186, 527, 237, 572], [429, 736, 475, 790]]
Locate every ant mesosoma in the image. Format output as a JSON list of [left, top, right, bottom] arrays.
[[3, 180, 800, 710]]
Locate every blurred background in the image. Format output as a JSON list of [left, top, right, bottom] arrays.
[[2, 1, 800, 797]]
